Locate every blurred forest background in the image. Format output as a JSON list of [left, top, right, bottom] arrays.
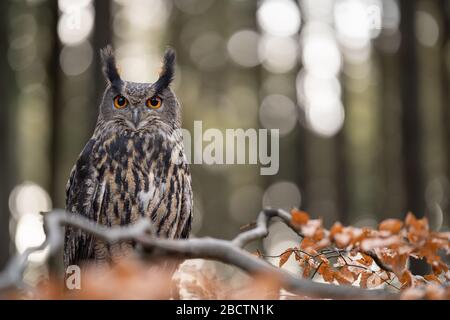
[[0, 0, 449, 282]]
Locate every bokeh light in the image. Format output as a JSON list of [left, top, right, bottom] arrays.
[[301, 0, 334, 21], [298, 72, 341, 105], [306, 98, 345, 137], [122, 0, 170, 30], [298, 6, 344, 137], [59, 41, 93, 76], [381, 0, 400, 31], [259, 94, 298, 136], [174, 0, 214, 15], [259, 35, 298, 73], [262, 181, 301, 210], [8, 14, 37, 51], [58, 0, 92, 12], [57, 3, 94, 46], [190, 32, 227, 71], [15, 213, 49, 263], [113, 0, 171, 82], [416, 10, 440, 47], [227, 30, 260, 68], [9, 182, 52, 219], [116, 44, 159, 82], [302, 25, 341, 78], [9, 182, 52, 263], [334, 0, 382, 49], [257, 0, 301, 37]]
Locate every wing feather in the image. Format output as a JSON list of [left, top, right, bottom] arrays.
[[63, 139, 100, 269], [178, 169, 193, 239]]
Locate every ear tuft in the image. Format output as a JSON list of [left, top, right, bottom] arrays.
[[100, 45, 122, 88], [153, 47, 176, 93]]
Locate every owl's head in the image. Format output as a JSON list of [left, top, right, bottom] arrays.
[[98, 45, 181, 133]]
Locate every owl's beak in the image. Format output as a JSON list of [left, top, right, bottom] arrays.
[[132, 109, 141, 127]]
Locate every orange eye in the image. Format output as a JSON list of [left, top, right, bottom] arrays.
[[146, 96, 162, 109], [113, 95, 128, 109]]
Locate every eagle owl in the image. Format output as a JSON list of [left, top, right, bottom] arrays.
[[63, 46, 193, 270]]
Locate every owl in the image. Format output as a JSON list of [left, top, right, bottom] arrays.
[[63, 45, 193, 270]]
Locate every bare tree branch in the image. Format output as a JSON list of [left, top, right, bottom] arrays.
[[0, 208, 399, 300], [232, 208, 303, 248]]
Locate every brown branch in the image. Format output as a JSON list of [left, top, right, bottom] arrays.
[[0, 208, 399, 300]]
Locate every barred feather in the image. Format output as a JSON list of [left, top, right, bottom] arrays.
[[64, 123, 192, 269]]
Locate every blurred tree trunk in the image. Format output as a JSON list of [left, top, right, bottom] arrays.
[[399, 0, 425, 218], [438, 0, 450, 229], [94, 0, 112, 122], [399, 0, 431, 275], [375, 34, 406, 219], [46, 0, 64, 278], [341, 59, 383, 225], [416, 0, 448, 231], [303, 131, 342, 226], [336, 130, 349, 224], [49, 1, 63, 207], [295, 8, 341, 227], [0, 0, 12, 269]]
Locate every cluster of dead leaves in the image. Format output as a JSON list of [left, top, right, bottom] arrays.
[[9, 259, 283, 300], [276, 209, 450, 299], [174, 261, 282, 300], [10, 259, 174, 300]]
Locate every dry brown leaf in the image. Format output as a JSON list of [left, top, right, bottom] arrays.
[[279, 249, 294, 267], [334, 232, 351, 248], [302, 264, 312, 278], [357, 253, 374, 267], [360, 236, 401, 251], [379, 248, 409, 275], [318, 264, 334, 283], [405, 212, 429, 244], [340, 265, 358, 281], [424, 283, 447, 300], [359, 272, 371, 289], [334, 270, 353, 286], [401, 287, 425, 300], [400, 270, 415, 289], [315, 237, 331, 250], [424, 274, 441, 284], [228, 273, 281, 300], [330, 222, 344, 238], [366, 273, 383, 288], [431, 260, 449, 276], [291, 209, 309, 225], [352, 227, 373, 244], [301, 219, 322, 238], [62, 259, 173, 299], [300, 238, 318, 255], [379, 219, 403, 234]]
